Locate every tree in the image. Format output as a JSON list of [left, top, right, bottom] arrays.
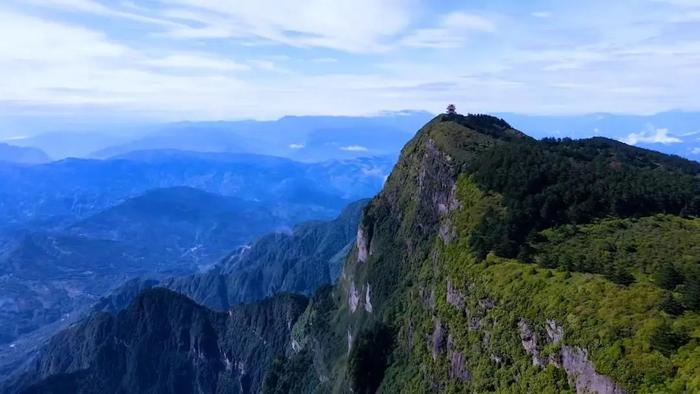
[[348, 323, 395, 394], [683, 265, 700, 311], [654, 264, 684, 290]]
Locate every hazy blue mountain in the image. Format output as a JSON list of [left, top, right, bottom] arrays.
[[96, 198, 367, 313], [0, 144, 49, 164], [0, 151, 392, 229], [89, 111, 433, 161]]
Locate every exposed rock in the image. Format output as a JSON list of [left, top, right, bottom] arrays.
[[478, 298, 495, 310], [347, 329, 353, 354], [356, 224, 370, 264], [561, 346, 626, 394], [364, 283, 373, 313], [517, 319, 544, 366], [468, 317, 481, 331], [446, 279, 465, 309], [449, 351, 470, 381], [431, 318, 446, 360], [446, 334, 470, 381], [546, 319, 564, 344], [439, 218, 456, 244], [348, 281, 359, 313]]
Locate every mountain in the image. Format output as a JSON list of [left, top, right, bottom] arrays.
[[0, 151, 391, 229], [0, 186, 348, 380], [265, 113, 700, 393], [91, 112, 433, 162], [12, 114, 700, 393], [0, 144, 49, 164], [6, 289, 308, 394], [95, 199, 367, 314], [68, 186, 292, 269]]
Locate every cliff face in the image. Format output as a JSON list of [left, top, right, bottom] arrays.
[[8, 289, 307, 394], [268, 114, 700, 393]]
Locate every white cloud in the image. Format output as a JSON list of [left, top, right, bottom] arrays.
[[142, 54, 250, 71], [622, 128, 682, 145], [289, 143, 305, 149], [159, 0, 415, 53], [691, 147, 700, 154], [340, 145, 369, 152], [400, 12, 495, 48]]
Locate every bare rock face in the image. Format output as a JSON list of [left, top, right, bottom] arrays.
[[517, 319, 545, 366], [545, 319, 564, 344], [431, 318, 446, 360], [446, 279, 465, 309], [446, 334, 470, 381], [348, 282, 359, 313], [364, 283, 373, 313], [356, 225, 370, 264], [561, 346, 626, 394]]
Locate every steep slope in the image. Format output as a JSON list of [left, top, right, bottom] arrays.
[[94, 199, 368, 313], [267, 114, 700, 393], [6, 289, 307, 394]]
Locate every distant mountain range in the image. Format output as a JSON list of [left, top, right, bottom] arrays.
[[0, 150, 392, 229], [4, 111, 700, 162], [5, 112, 433, 161], [0, 144, 49, 164]]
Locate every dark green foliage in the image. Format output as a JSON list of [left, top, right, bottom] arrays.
[[683, 265, 700, 311], [533, 216, 700, 292], [660, 293, 685, 316], [262, 353, 315, 394], [465, 136, 700, 258], [649, 324, 690, 357], [605, 267, 635, 286], [655, 264, 684, 290], [348, 323, 395, 394]]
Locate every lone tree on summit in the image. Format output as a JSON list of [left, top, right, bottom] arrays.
[[446, 104, 457, 114]]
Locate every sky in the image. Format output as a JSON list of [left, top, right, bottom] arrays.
[[1, 0, 700, 122]]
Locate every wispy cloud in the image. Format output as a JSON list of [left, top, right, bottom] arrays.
[[340, 145, 369, 152], [400, 12, 495, 48], [622, 128, 682, 145]]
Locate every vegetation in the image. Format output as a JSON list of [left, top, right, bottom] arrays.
[[227, 115, 700, 393], [348, 323, 395, 394]]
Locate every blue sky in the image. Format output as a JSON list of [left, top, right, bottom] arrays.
[[1, 0, 699, 121]]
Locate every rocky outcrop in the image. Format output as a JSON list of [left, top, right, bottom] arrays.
[[348, 281, 360, 313], [517, 319, 545, 366], [561, 346, 626, 394], [446, 279, 465, 309], [517, 318, 625, 394], [364, 283, 373, 313], [431, 318, 446, 360], [447, 334, 470, 381], [356, 224, 371, 264]]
